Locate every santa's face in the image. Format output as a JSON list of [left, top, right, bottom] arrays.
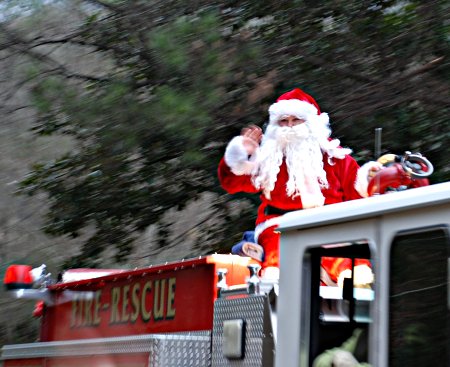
[[264, 116, 314, 149], [252, 114, 328, 207], [277, 115, 306, 127]]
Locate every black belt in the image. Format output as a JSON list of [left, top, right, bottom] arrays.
[[264, 205, 298, 216]]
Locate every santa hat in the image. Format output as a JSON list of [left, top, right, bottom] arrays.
[[268, 88, 329, 125]]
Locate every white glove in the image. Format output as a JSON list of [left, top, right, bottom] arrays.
[[353, 264, 374, 287], [355, 161, 384, 197], [224, 136, 256, 175]]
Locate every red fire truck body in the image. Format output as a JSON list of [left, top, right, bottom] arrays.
[[2, 255, 259, 367], [42, 256, 248, 341]]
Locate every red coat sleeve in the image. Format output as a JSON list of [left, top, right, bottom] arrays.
[[218, 158, 260, 194], [338, 155, 364, 201]]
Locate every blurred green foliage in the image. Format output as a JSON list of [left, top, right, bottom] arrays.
[[1, 0, 449, 267]]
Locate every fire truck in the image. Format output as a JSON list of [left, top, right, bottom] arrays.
[[1, 175, 449, 366]]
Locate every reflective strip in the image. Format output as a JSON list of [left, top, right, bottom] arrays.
[[1, 331, 210, 360]]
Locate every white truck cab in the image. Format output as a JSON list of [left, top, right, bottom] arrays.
[[276, 182, 450, 367]]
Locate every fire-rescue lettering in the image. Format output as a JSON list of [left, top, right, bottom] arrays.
[[70, 277, 176, 328], [70, 291, 102, 328]]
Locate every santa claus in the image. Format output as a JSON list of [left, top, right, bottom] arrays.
[[218, 87, 377, 278]]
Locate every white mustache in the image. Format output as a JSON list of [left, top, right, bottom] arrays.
[[275, 124, 311, 146]]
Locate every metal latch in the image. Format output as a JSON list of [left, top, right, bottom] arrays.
[[223, 319, 245, 359]]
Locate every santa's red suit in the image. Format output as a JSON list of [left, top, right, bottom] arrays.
[[218, 88, 373, 275], [219, 154, 363, 267]]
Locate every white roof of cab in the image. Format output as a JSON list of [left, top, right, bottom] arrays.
[[278, 182, 450, 233]]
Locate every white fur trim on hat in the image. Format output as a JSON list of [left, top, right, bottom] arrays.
[[268, 99, 319, 124]]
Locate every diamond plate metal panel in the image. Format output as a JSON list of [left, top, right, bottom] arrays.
[[148, 334, 211, 367], [212, 295, 274, 367], [1, 331, 211, 367]]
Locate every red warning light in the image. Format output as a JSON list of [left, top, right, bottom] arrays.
[[3, 265, 33, 290]]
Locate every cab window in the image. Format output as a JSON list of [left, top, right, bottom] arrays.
[[307, 242, 373, 366], [389, 226, 450, 367]]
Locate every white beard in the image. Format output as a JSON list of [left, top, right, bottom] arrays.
[[252, 121, 347, 209]]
